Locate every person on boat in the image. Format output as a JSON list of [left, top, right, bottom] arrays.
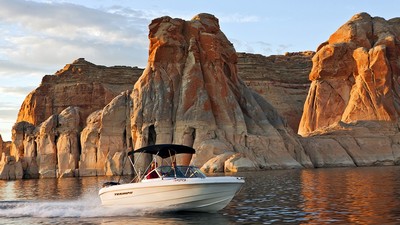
[[146, 161, 159, 179], [170, 161, 185, 178]]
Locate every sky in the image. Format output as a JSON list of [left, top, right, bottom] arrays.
[[0, 0, 399, 141]]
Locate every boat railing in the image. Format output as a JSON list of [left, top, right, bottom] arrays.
[[148, 166, 206, 179]]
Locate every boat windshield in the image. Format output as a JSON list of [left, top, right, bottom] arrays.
[[155, 166, 206, 179]]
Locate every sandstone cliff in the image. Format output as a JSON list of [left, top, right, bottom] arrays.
[[299, 13, 400, 135], [130, 13, 312, 172], [0, 135, 14, 179], [4, 59, 142, 179], [237, 52, 313, 132], [16, 58, 143, 127], [298, 13, 400, 166]]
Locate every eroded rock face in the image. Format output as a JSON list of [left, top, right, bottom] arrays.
[[237, 52, 314, 132], [96, 91, 133, 176], [16, 58, 142, 127], [297, 13, 400, 167], [11, 122, 36, 179], [56, 106, 81, 178], [0, 136, 11, 163], [36, 115, 58, 178], [79, 110, 101, 177], [299, 13, 400, 135], [0, 135, 15, 180], [131, 13, 312, 171], [300, 121, 400, 167], [7, 58, 142, 179]]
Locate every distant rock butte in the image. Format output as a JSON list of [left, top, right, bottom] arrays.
[[298, 13, 400, 167], [299, 13, 400, 135], [16, 58, 143, 127], [130, 13, 311, 173], [237, 52, 313, 132]]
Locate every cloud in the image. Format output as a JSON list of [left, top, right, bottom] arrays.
[[0, 86, 35, 142], [0, 106, 19, 142], [0, 0, 150, 68], [0, 126, 13, 141], [276, 44, 292, 54], [0, 86, 36, 97], [0, 0, 148, 41], [0, 109, 18, 121], [230, 39, 292, 56], [0, 60, 49, 77], [218, 13, 261, 23]]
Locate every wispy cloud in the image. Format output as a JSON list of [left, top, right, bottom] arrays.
[[0, 109, 19, 120], [219, 14, 261, 23], [0, 0, 150, 68], [0, 0, 148, 42], [231, 39, 291, 56], [0, 86, 35, 97], [0, 104, 20, 141], [0, 60, 49, 77]]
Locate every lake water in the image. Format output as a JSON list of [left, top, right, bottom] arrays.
[[1, 166, 400, 224]]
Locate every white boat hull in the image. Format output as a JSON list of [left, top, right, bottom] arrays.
[[99, 176, 244, 212]]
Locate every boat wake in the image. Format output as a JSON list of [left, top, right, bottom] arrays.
[[0, 194, 155, 218]]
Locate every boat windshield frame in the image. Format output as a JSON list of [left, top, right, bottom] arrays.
[[128, 144, 200, 182], [148, 166, 206, 179]]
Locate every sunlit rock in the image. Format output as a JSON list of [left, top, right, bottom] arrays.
[[16, 58, 142, 128], [298, 12, 400, 166], [79, 110, 101, 177], [131, 13, 312, 171], [36, 115, 58, 178], [224, 153, 257, 172], [56, 106, 81, 178], [299, 13, 400, 135], [97, 91, 133, 176]]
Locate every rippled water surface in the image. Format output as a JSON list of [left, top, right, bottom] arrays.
[[1, 166, 400, 224]]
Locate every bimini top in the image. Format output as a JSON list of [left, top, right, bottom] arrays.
[[128, 144, 195, 158]]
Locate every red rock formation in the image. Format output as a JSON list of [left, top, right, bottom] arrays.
[[96, 91, 133, 176], [9, 58, 142, 178], [299, 13, 400, 135], [131, 13, 312, 171], [79, 110, 102, 177], [237, 52, 313, 132], [298, 13, 400, 167], [0, 123, 35, 179], [0, 135, 6, 157], [56, 106, 81, 177], [0, 135, 15, 179], [16, 58, 142, 127]]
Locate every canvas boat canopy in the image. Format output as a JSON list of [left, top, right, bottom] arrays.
[[128, 144, 195, 158]]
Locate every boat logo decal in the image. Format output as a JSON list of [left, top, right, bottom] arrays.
[[114, 191, 133, 196], [174, 179, 187, 182]]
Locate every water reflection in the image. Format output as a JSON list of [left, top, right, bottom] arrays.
[[224, 167, 400, 224], [300, 167, 400, 224], [1, 167, 400, 224], [0, 176, 114, 201], [0, 212, 231, 225]]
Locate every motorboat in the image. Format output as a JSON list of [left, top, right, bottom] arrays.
[[98, 144, 245, 212]]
